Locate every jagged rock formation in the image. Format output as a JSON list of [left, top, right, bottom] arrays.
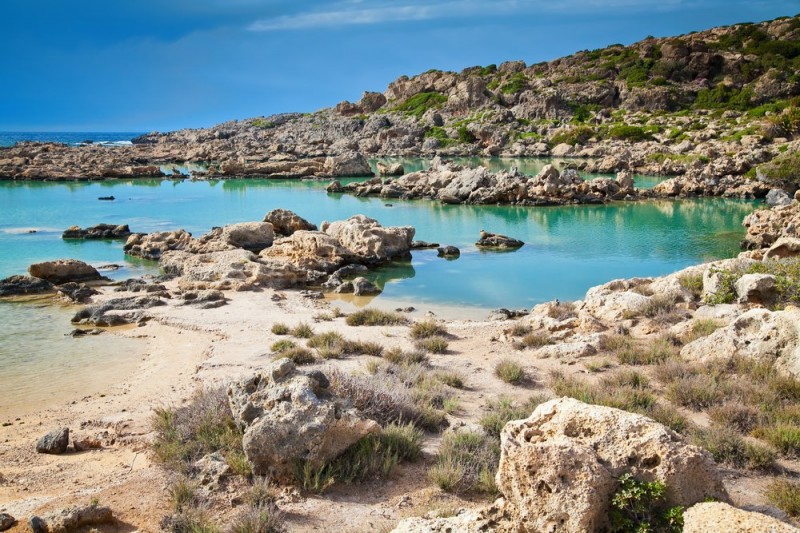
[[1, 16, 798, 187]]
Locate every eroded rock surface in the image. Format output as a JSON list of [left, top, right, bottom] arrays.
[[28, 259, 102, 284]]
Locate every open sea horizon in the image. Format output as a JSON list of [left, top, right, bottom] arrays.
[[0, 131, 146, 148]]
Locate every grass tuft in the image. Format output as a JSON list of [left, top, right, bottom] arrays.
[[290, 322, 315, 339], [410, 320, 448, 339], [415, 336, 449, 354], [429, 430, 500, 495], [495, 358, 526, 384], [271, 323, 289, 335], [767, 479, 800, 517], [346, 309, 408, 326]]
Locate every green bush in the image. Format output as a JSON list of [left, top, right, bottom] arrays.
[[457, 125, 476, 143], [609, 473, 683, 533], [550, 126, 595, 146], [500, 72, 528, 94], [608, 124, 652, 142], [393, 92, 447, 118], [756, 151, 800, 188], [695, 84, 753, 111], [429, 430, 500, 495]]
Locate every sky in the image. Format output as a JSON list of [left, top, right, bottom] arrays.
[[1, 0, 798, 132]]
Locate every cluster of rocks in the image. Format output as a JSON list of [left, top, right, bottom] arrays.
[[62, 223, 132, 240], [0, 259, 105, 300], [35, 427, 103, 455], [122, 210, 415, 294], [332, 158, 637, 206], [741, 200, 800, 252]]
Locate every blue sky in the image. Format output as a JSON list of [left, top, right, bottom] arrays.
[[1, 0, 798, 132]]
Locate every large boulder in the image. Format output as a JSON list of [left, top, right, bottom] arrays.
[[766, 188, 793, 208], [29, 504, 113, 533], [28, 259, 102, 284], [0, 275, 54, 297], [683, 502, 798, 533], [735, 273, 777, 305], [323, 152, 373, 177], [681, 307, 800, 376], [264, 209, 317, 236], [123, 230, 194, 260], [323, 215, 414, 264], [192, 222, 274, 253], [497, 398, 727, 532], [227, 358, 380, 478], [475, 230, 524, 250], [764, 237, 800, 260], [261, 230, 355, 273], [35, 428, 69, 454], [579, 278, 652, 322], [161, 249, 308, 291]]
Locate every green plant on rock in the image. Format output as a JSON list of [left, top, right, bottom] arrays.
[[609, 473, 683, 533], [500, 72, 528, 94], [393, 92, 447, 118]]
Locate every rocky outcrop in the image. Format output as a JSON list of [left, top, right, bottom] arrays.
[[497, 398, 727, 533], [322, 215, 414, 264], [437, 245, 460, 258], [0, 275, 54, 297], [339, 160, 638, 206], [734, 273, 777, 305], [681, 307, 800, 377], [192, 222, 275, 253], [377, 162, 404, 176], [28, 259, 102, 284], [227, 358, 380, 478], [261, 231, 355, 273], [578, 277, 653, 322], [264, 209, 317, 236], [161, 249, 309, 291], [35, 428, 70, 454], [390, 511, 490, 533], [71, 295, 165, 327], [683, 502, 798, 533], [742, 202, 800, 251], [323, 152, 373, 177], [764, 237, 800, 260], [29, 504, 113, 533], [62, 223, 131, 240], [123, 230, 194, 260]]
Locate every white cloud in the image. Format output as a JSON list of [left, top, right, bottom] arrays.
[[247, 0, 691, 32]]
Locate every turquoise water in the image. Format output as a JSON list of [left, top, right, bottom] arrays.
[[0, 176, 756, 310], [0, 165, 756, 414], [0, 131, 143, 147]]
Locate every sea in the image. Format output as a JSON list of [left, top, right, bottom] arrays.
[[0, 131, 760, 415], [0, 131, 144, 148]]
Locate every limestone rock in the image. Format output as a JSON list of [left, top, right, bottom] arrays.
[[0, 275, 54, 297], [193, 222, 274, 253], [377, 162, 405, 176], [683, 502, 798, 533], [228, 358, 380, 478], [766, 188, 793, 208], [323, 215, 414, 264], [764, 237, 800, 260], [735, 273, 777, 305], [390, 510, 489, 533], [497, 398, 727, 533], [352, 276, 381, 296], [264, 209, 317, 236], [30, 505, 113, 533], [162, 249, 308, 290], [56, 282, 99, 303], [261, 231, 355, 273], [681, 307, 800, 376], [323, 152, 373, 177], [123, 230, 194, 260], [580, 278, 652, 322], [36, 427, 69, 454], [28, 259, 102, 284]]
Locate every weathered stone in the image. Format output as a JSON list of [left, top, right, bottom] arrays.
[[0, 275, 54, 297], [30, 505, 113, 533], [323, 215, 414, 264], [390, 510, 489, 533], [228, 358, 380, 479], [352, 277, 381, 296], [764, 237, 800, 260], [681, 307, 800, 377], [36, 427, 69, 454], [72, 436, 103, 451], [580, 278, 652, 322], [323, 152, 373, 177], [683, 502, 798, 533], [180, 289, 227, 309], [377, 162, 405, 176], [124, 230, 194, 260], [735, 273, 777, 305], [28, 259, 102, 284], [766, 188, 793, 208], [56, 282, 98, 303], [197, 222, 275, 253], [497, 398, 727, 533], [264, 209, 317, 236]]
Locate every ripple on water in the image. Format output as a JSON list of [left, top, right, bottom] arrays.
[[0, 296, 144, 417]]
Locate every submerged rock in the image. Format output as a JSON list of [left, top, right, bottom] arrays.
[[475, 230, 524, 250], [28, 259, 102, 284], [437, 245, 461, 258]]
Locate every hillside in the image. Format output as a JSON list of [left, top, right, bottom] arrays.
[[127, 14, 800, 181]]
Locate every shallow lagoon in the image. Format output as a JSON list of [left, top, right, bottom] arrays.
[[0, 160, 757, 412]]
